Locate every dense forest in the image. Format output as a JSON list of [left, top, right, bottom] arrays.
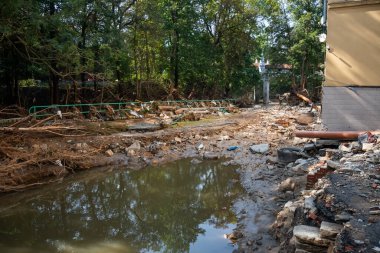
[[0, 0, 324, 106]]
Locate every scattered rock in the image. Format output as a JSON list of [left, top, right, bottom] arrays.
[[196, 143, 204, 151], [277, 147, 305, 164], [105, 149, 114, 157], [320, 221, 343, 239], [250, 144, 269, 154], [304, 196, 316, 210], [266, 156, 278, 164], [334, 212, 352, 222], [224, 231, 243, 242], [127, 141, 141, 151], [326, 160, 340, 170], [147, 141, 165, 154], [218, 135, 231, 141], [203, 152, 219, 160], [190, 158, 202, 165], [174, 137, 182, 143]]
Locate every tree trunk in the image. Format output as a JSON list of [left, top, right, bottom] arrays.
[[173, 29, 179, 89], [50, 71, 59, 104]]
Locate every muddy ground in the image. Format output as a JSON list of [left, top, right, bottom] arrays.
[[5, 104, 378, 253], [1, 104, 321, 252]]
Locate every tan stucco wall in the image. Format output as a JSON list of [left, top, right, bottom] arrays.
[[325, 3, 380, 86]]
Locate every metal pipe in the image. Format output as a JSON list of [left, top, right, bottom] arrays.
[[322, 0, 327, 27], [294, 131, 380, 140]]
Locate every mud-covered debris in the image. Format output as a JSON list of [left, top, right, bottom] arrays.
[[296, 112, 314, 125], [358, 132, 378, 145], [277, 147, 304, 164], [174, 137, 182, 143], [147, 141, 165, 154], [250, 144, 269, 154]]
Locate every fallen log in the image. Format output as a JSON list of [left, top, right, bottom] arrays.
[[0, 126, 85, 132], [127, 123, 163, 131], [296, 93, 319, 111], [294, 130, 380, 140]]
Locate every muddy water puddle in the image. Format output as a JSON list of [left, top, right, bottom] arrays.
[[0, 159, 245, 253]]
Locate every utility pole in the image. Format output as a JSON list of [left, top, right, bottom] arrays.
[[259, 56, 269, 105]]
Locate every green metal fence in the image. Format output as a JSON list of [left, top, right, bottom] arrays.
[[28, 99, 237, 118]]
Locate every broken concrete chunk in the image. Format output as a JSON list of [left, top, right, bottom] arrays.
[[250, 144, 269, 154], [293, 225, 333, 247], [362, 143, 375, 152], [294, 237, 330, 253], [320, 221, 343, 239]]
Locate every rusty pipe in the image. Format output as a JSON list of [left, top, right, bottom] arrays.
[[294, 131, 379, 140]]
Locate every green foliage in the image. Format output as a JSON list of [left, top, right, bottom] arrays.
[[0, 0, 325, 104]]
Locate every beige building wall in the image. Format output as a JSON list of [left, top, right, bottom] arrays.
[[322, 1, 380, 130], [325, 2, 380, 86]]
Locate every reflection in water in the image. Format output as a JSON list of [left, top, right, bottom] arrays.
[[0, 159, 243, 253]]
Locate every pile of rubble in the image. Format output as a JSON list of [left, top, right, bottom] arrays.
[[273, 132, 380, 253]]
